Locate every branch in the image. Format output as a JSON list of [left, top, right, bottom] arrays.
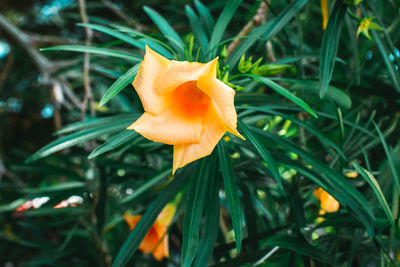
[[226, 1, 268, 58], [78, 0, 95, 117], [0, 14, 52, 75]]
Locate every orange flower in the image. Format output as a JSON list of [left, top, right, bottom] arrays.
[[124, 203, 177, 261], [313, 187, 339, 213], [127, 46, 243, 173]]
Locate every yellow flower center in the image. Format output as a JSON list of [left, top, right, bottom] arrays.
[[360, 19, 370, 30], [171, 81, 210, 118]]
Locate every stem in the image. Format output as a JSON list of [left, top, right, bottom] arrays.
[[226, 1, 269, 58], [78, 0, 95, 118]]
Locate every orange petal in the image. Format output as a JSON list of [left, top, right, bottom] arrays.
[[320, 191, 340, 213], [173, 105, 226, 173], [153, 234, 169, 261], [197, 76, 244, 139], [127, 109, 203, 145], [123, 213, 142, 230], [154, 57, 218, 95], [139, 227, 159, 254], [132, 46, 171, 115]]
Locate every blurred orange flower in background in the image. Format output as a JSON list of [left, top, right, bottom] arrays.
[[124, 203, 177, 261], [314, 187, 340, 214], [127, 46, 243, 173]]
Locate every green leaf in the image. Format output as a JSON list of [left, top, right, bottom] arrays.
[[193, 158, 220, 267], [143, 6, 185, 55], [243, 107, 346, 159], [26, 119, 133, 163], [245, 74, 317, 118], [88, 130, 139, 159], [112, 168, 190, 267], [373, 121, 400, 193], [194, 0, 214, 37], [353, 163, 395, 227], [182, 158, 212, 267], [237, 121, 283, 191], [217, 141, 243, 252], [227, 0, 309, 70], [319, 1, 347, 98], [119, 168, 171, 204], [40, 45, 141, 62], [185, 5, 208, 57], [78, 23, 172, 58], [290, 80, 351, 109], [265, 235, 333, 263], [249, 127, 375, 234], [208, 0, 242, 59], [99, 64, 140, 106], [23, 181, 85, 194], [371, 30, 400, 92]]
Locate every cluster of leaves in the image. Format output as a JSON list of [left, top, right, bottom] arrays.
[[1, 0, 400, 266]]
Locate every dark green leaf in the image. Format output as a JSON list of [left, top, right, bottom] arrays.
[[319, 1, 347, 97], [99, 64, 140, 106], [40, 45, 141, 62], [112, 168, 190, 267], [217, 141, 243, 252], [353, 163, 394, 227], [208, 0, 242, 59], [143, 6, 185, 55]]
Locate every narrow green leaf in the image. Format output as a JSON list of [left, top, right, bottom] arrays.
[[194, 0, 214, 37], [243, 107, 346, 159], [182, 158, 211, 267], [112, 169, 190, 267], [290, 80, 351, 109], [193, 159, 220, 267], [40, 45, 141, 62], [78, 23, 172, 58], [208, 0, 242, 59], [373, 121, 400, 193], [217, 141, 243, 252], [23, 182, 85, 194], [237, 121, 283, 191], [319, 1, 347, 98], [88, 130, 139, 159], [266, 235, 332, 263], [227, 0, 309, 70], [55, 114, 135, 135], [185, 5, 208, 56], [143, 6, 185, 55], [26, 119, 133, 163], [245, 74, 317, 118], [99, 64, 140, 106], [371, 30, 400, 92], [119, 168, 171, 204], [353, 163, 395, 227]]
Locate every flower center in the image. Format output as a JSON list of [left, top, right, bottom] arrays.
[[171, 81, 210, 117]]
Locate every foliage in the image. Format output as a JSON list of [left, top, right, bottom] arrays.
[[1, 0, 400, 266]]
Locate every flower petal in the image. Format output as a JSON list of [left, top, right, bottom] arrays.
[[133, 46, 171, 114], [156, 203, 177, 226], [154, 57, 218, 95], [139, 227, 159, 254], [173, 105, 226, 173], [127, 109, 203, 145], [153, 234, 169, 261], [197, 76, 244, 139], [123, 213, 142, 230]]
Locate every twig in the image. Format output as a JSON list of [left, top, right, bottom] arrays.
[[252, 246, 280, 266], [0, 14, 52, 76], [100, 0, 147, 31], [78, 0, 95, 118], [226, 1, 268, 58]]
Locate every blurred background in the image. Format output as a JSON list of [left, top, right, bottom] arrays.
[[1, 0, 400, 266]]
